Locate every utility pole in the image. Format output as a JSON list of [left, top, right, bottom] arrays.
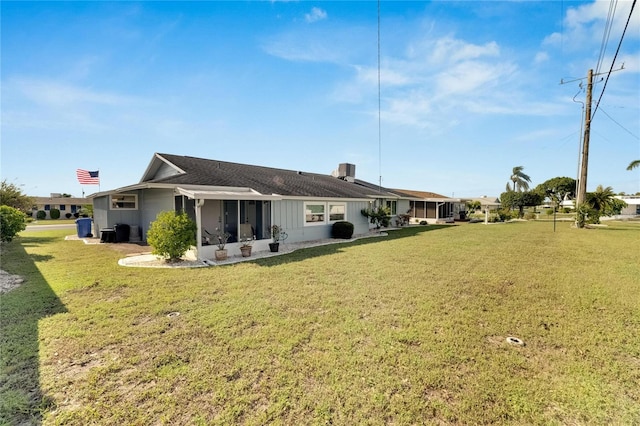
[[576, 69, 593, 207]]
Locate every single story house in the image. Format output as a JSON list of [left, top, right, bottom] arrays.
[[391, 189, 463, 223], [612, 195, 640, 218], [31, 194, 89, 219], [89, 153, 404, 260], [461, 196, 501, 213]]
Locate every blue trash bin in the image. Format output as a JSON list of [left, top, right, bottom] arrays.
[[76, 218, 93, 238]]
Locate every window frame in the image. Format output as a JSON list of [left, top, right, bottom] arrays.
[[110, 194, 138, 210], [386, 200, 397, 215], [304, 202, 327, 226], [328, 203, 346, 223]]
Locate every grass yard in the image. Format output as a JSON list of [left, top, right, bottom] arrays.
[[1, 221, 639, 425]]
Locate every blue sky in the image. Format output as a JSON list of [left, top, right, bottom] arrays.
[[2, 1, 639, 198]]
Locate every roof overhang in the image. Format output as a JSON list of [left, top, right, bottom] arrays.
[[176, 187, 283, 201]]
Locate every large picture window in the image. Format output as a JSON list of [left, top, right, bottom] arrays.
[[111, 194, 138, 210], [329, 203, 346, 222], [305, 203, 325, 225]]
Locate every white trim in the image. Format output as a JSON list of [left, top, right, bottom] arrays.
[[304, 202, 327, 226], [328, 202, 347, 223], [110, 194, 138, 210]]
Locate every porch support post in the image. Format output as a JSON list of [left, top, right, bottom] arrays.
[[195, 198, 203, 260]]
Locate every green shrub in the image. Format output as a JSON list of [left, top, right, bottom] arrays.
[[147, 211, 197, 262], [331, 221, 354, 239], [545, 208, 554, 216], [562, 207, 571, 214], [524, 212, 536, 220], [361, 206, 391, 229], [65, 213, 72, 219], [37, 210, 46, 220], [49, 208, 60, 219], [0, 205, 27, 242], [497, 209, 513, 221]]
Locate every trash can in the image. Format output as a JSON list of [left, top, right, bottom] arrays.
[[114, 224, 130, 243], [76, 218, 93, 238]]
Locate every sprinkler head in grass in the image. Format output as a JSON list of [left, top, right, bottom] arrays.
[[506, 336, 525, 346]]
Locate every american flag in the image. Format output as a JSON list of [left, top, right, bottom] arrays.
[[76, 169, 100, 185]]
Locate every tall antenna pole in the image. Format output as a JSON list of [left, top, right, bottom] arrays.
[[576, 69, 593, 208], [377, 0, 382, 192]]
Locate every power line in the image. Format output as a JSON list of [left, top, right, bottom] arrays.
[[599, 107, 640, 140], [377, 0, 382, 192], [595, 0, 618, 75], [592, 0, 636, 119]]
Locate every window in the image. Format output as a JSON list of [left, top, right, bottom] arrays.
[[305, 203, 325, 225], [111, 194, 138, 210], [44, 204, 50, 211], [329, 203, 346, 222], [386, 200, 397, 215], [60, 204, 66, 211]]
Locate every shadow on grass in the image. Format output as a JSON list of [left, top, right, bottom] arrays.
[[253, 225, 455, 268], [0, 235, 67, 425]]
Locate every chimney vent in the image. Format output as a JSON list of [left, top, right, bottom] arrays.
[[337, 163, 356, 182]]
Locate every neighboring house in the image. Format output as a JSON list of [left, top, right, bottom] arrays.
[[390, 189, 463, 223], [90, 153, 403, 260], [462, 196, 501, 214], [31, 194, 88, 219], [612, 195, 640, 218]]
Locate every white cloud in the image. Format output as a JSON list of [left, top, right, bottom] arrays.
[[305, 7, 327, 23], [534, 51, 550, 65]]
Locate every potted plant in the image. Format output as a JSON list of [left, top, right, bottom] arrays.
[[208, 229, 231, 261], [239, 234, 254, 257], [269, 225, 288, 252]]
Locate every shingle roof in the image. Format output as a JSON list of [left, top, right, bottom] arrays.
[[148, 153, 388, 199], [390, 188, 451, 199]]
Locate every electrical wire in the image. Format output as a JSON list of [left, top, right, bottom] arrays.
[[595, 0, 618, 75], [592, 0, 636, 119], [599, 107, 640, 140], [377, 0, 382, 192]]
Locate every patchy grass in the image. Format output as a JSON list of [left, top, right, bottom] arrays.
[[1, 221, 639, 425]]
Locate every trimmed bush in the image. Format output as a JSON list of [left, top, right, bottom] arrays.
[[37, 210, 46, 220], [1, 205, 27, 242], [49, 208, 61, 219], [65, 213, 72, 219], [147, 211, 197, 262], [73, 212, 80, 218], [331, 221, 354, 239]]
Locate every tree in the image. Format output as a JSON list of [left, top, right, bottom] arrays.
[[508, 166, 531, 192], [147, 211, 197, 262], [0, 205, 27, 242], [466, 200, 481, 213], [500, 190, 543, 218], [0, 180, 34, 212], [534, 177, 576, 208], [578, 185, 623, 225], [627, 160, 640, 171]]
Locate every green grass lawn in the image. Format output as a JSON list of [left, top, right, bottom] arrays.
[[1, 221, 639, 425]]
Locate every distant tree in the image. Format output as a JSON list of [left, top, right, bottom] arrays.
[[0, 180, 34, 212], [627, 160, 639, 171], [534, 177, 576, 207], [61, 193, 72, 198], [507, 166, 531, 192], [500, 190, 543, 218], [466, 200, 481, 213]]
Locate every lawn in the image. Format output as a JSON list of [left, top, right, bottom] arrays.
[[1, 221, 639, 425]]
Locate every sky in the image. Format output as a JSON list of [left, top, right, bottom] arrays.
[[2, 0, 639, 199]]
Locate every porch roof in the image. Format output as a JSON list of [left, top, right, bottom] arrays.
[[176, 187, 283, 201]]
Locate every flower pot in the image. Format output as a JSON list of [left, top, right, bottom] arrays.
[[240, 246, 252, 257], [214, 249, 228, 261], [269, 242, 279, 252]]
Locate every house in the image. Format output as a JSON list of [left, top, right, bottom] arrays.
[[612, 195, 640, 218], [390, 189, 463, 223], [89, 153, 403, 260], [31, 194, 88, 219], [461, 196, 501, 214]]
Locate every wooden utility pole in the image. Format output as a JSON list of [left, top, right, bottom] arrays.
[[576, 69, 593, 207]]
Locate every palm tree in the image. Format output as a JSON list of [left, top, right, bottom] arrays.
[[508, 166, 531, 192], [627, 160, 640, 171], [586, 185, 616, 213]]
